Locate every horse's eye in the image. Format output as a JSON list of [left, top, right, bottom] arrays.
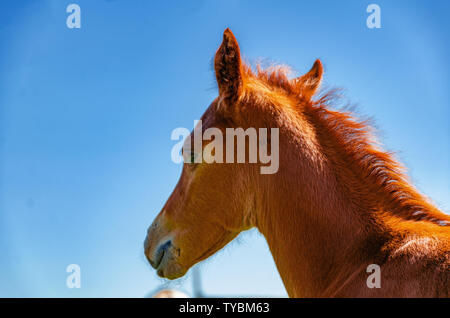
[[182, 150, 201, 165]]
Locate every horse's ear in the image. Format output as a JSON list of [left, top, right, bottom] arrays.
[[214, 28, 242, 107], [295, 59, 323, 100]]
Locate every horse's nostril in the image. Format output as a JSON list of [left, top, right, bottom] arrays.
[[149, 240, 172, 270], [159, 240, 172, 252]]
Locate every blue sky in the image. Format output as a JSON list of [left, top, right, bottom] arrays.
[[0, 0, 449, 297]]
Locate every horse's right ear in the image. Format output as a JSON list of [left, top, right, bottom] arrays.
[[295, 59, 323, 100], [214, 28, 243, 107]]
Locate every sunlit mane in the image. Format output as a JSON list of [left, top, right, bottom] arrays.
[[242, 63, 303, 96], [310, 93, 448, 225], [242, 62, 448, 226]]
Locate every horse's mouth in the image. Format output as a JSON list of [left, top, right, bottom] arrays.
[[156, 254, 185, 280], [147, 239, 185, 279]]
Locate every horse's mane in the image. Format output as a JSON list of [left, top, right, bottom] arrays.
[[242, 63, 449, 226], [242, 63, 302, 96]]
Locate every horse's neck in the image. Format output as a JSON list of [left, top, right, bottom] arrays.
[[254, 124, 391, 297]]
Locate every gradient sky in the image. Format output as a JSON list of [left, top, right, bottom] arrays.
[[0, 0, 449, 297]]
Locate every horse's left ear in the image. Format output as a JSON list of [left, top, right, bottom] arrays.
[[295, 59, 323, 100], [214, 28, 243, 107]]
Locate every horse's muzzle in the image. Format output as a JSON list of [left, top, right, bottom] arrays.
[[144, 219, 185, 279]]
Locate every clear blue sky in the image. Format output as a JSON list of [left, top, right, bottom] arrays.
[[0, 0, 449, 297]]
